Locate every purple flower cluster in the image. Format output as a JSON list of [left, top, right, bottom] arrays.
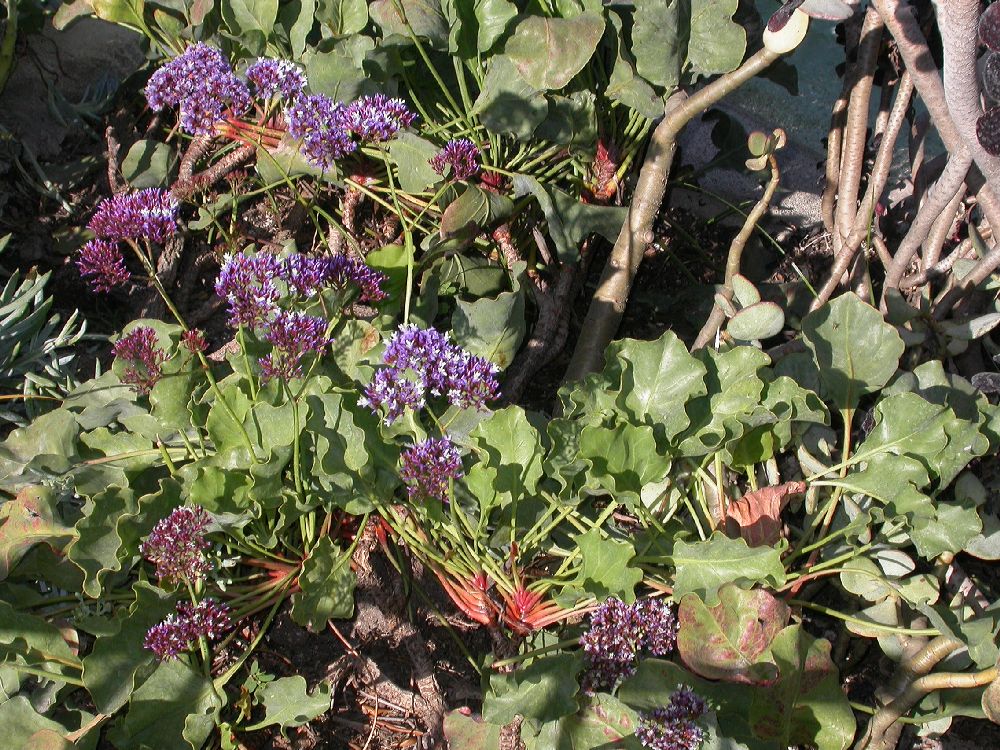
[[144, 598, 233, 661], [430, 138, 481, 181], [400, 438, 463, 501], [112, 326, 168, 394], [343, 94, 417, 142], [145, 43, 250, 135], [580, 597, 677, 694], [259, 310, 329, 383], [360, 325, 500, 424], [77, 239, 131, 292], [215, 252, 387, 330], [141, 506, 213, 585], [286, 94, 356, 169], [88, 189, 178, 244], [246, 58, 306, 100], [282, 254, 387, 303], [635, 688, 708, 750]]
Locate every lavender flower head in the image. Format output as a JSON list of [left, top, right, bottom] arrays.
[[400, 438, 463, 502], [77, 239, 131, 292], [580, 597, 677, 694], [635, 687, 709, 750], [259, 310, 330, 383], [144, 598, 232, 661], [361, 325, 499, 424], [246, 58, 306, 100], [113, 326, 168, 394], [344, 94, 417, 142], [145, 43, 250, 135], [286, 94, 356, 169], [141, 506, 213, 585], [282, 254, 387, 303], [215, 252, 282, 328], [88, 189, 178, 243], [430, 138, 481, 181]]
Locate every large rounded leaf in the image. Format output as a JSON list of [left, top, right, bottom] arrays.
[[503, 13, 606, 90]]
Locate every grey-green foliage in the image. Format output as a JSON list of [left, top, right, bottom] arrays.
[[0, 235, 85, 424]]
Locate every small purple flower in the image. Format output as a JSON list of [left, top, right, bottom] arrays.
[[145, 43, 249, 135], [76, 239, 131, 292], [343, 94, 417, 142], [144, 598, 233, 661], [88, 189, 178, 243], [286, 94, 356, 169], [281, 254, 387, 302], [360, 367, 426, 424], [181, 329, 208, 353], [635, 688, 708, 750], [141, 506, 213, 585], [579, 597, 678, 694], [362, 325, 500, 422], [215, 252, 282, 328], [246, 58, 306, 100], [113, 326, 168, 394], [258, 310, 329, 382], [400, 438, 463, 501], [430, 138, 481, 181]]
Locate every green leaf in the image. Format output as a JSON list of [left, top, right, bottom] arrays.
[[0, 697, 76, 749], [387, 133, 440, 193], [121, 140, 175, 189], [727, 301, 784, 341], [469, 406, 545, 506], [616, 332, 708, 442], [0, 599, 80, 677], [440, 185, 514, 243], [801, 293, 905, 409], [452, 283, 525, 370], [483, 652, 582, 725], [91, 0, 145, 27], [365, 244, 413, 305], [536, 91, 598, 149], [82, 582, 177, 713], [303, 35, 376, 101], [632, 0, 691, 90], [606, 10, 663, 118], [568, 529, 642, 602], [370, 0, 449, 48], [472, 55, 549, 139], [748, 625, 855, 750], [0, 486, 74, 580], [526, 693, 644, 749], [280, 0, 318, 58], [442, 0, 517, 57], [578, 422, 668, 501], [687, 0, 746, 75], [221, 0, 277, 52], [249, 676, 330, 729], [444, 710, 503, 747], [0, 408, 80, 490], [108, 658, 223, 750], [503, 13, 605, 90], [672, 533, 786, 605], [257, 137, 331, 185], [291, 537, 356, 631], [314, 0, 367, 34], [677, 585, 790, 684]]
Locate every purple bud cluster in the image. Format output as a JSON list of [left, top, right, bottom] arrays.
[[286, 94, 356, 169], [112, 326, 169, 394], [145, 43, 250, 135], [429, 138, 481, 181], [360, 325, 500, 424], [343, 94, 417, 142], [400, 438, 463, 501], [88, 189, 178, 244], [246, 58, 306, 100], [635, 688, 709, 750], [259, 310, 330, 383], [76, 239, 131, 292], [144, 598, 233, 661], [579, 597, 677, 694], [141, 506, 213, 585]]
